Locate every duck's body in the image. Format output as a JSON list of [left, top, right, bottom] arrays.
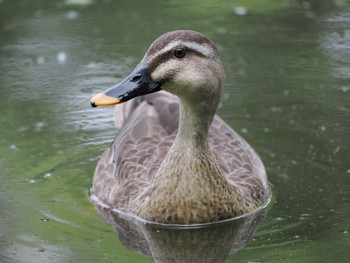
[[91, 30, 269, 224]]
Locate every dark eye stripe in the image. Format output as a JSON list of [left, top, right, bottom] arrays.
[[148, 50, 173, 72]]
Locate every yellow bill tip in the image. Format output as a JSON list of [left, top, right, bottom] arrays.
[[90, 93, 120, 107]]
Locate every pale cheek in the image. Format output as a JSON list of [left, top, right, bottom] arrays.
[[151, 60, 179, 82], [176, 60, 209, 85], [174, 69, 204, 86]]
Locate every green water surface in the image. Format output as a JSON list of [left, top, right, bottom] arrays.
[[0, 0, 349, 262]]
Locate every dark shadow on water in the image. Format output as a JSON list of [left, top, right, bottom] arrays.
[[95, 202, 269, 263]]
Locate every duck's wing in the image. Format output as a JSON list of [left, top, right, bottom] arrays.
[[92, 91, 179, 208], [209, 117, 269, 203]]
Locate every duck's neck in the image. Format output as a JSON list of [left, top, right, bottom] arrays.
[[155, 96, 220, 182], [175, 96, 215, 149], [136, 95, 239, 224]]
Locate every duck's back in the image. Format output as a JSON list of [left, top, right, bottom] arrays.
[[93, 91, 268, 211]]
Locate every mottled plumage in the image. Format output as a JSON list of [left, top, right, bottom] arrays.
[[91, 30, 269, 224]]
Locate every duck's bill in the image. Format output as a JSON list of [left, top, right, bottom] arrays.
[[90, 64, 161, 107]]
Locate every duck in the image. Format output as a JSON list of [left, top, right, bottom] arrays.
[[90, 30, 270, 224]]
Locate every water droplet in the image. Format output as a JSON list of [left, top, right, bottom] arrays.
[[333, 146, 340, 155], [339, 86, 350, 93], [9, 144, 18, 151], [57, 52, 67, 64], [43, 173, 52, 178], [283, 89, 289, 96], [270, 106, 282, 113], [36, 56, 45, 64], [66, 10, 79, 20], [35, 121, 46, 132], [300, 213, 311, 219], [241, 128, 248, 133], [65, 0, 94, 6], [234, 6, 248, 16]]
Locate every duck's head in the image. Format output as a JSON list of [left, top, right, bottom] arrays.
[[91, 30, 225, 107]]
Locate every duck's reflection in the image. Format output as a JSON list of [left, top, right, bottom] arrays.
[[95, 204, 268, 263]]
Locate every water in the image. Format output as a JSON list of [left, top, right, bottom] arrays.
[[0, 0, 349, 262]]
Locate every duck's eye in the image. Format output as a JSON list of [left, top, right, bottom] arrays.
[[174, 48, 186, 58]]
